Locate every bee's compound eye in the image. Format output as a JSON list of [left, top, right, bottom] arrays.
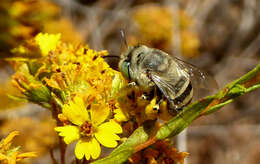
[[137, 52, 143, 58], [121, 61, 131, 80]]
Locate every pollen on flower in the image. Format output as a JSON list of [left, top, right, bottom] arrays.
[[80, 121, 93, 136], [58, 114, 70, 125]]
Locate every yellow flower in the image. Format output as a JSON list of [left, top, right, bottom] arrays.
[[55, 96, 122, 160], [35, 33, 61, 56]]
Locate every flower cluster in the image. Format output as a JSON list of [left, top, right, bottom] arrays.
[[11, 33, 126, 160], [0, 0, 58, 56], [115, 85, 172, 126], [0, 117, 57, 155], [131, 4, 200, 57], [0, 0, 82, 58], [129, 140, 188, 164], [0, 131, 36, 164]]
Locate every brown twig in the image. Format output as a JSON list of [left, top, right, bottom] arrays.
[[199, 98, 220, 116], [199, 88, 230, 116], [75, 158, 80, 164], [133, 122, 161, 153], [133, 136, 157, 153], [243, 73, 260, 88], [50, 149, 58, 164], [52, 100, 67, 164], [59, 137, 67, 164]]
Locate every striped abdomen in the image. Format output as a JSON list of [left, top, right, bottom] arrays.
[[168, 76, 193, 113]]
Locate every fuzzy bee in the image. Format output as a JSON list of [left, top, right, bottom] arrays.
[[118, 32, 217, 114]]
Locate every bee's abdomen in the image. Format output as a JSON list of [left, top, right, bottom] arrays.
[[169, 80, 193, 113], [173, 82, 193, 106]]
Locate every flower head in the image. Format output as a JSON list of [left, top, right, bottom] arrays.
[[35, 33, 61, 56], [55, 96, 122, 160], [129, 140, 188, 164], [0, 131, 36, 164], [132, 4, 199, 57]]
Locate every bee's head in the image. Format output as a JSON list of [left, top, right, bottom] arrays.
[[118, 30, 150, 81], [119, 45, 149, 80], [119, 46, 135, 80]]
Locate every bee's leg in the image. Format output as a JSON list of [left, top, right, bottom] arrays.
[[127, 82, 137, 87], [152, 90, 163, 114], [127, 90, 135, 101], [167, 102, 185, 115], [153, 104, 160, 113], [141, 90, 154, 100], [167, 102, 178, 115], [141, 93, 149, 100], [153, 99, 164, 114]]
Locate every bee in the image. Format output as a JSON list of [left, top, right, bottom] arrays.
[[118, 31, 217, 114]]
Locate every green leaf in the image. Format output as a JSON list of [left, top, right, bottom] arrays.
[[228, 84, 246, 96], [111, 73, 126, 97], [156, 96, 214, 140], [7, 94, 28, 102], [26, 85, 51, 103], [91, 121, 154, 164]]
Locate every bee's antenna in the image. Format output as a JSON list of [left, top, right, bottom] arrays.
[[102, 55, 120, 59], [120, 29, 128, 48]]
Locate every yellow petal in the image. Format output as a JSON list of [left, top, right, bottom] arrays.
[[95, 131, 119, 148], [91, 103, 109, 126], [114, 103, 128, 122], [89, 138, 101, 159], [95, 121, 122, 148], [16, 152, 37, 160], [55, 126, 80, 144], [99, 121, 123, 133], [35, 33, 60, 56], [75, 140, 87, 160], [9, 152, 18, 164], [2, 131, 19, 147], [0, 153, 7, 161], [62, 96, 89, 126], [73, 96, 90, 120], [75, 138, 101, 160]]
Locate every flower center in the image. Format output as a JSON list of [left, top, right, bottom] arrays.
[[80, 121, 93, 136]]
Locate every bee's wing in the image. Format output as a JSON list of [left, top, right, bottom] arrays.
[[173, 57, 218, 93], [150, 56, 218, 102], [150, 73, 178, 103]]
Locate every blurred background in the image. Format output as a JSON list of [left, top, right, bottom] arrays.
[[0, 0, 260, 163]]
